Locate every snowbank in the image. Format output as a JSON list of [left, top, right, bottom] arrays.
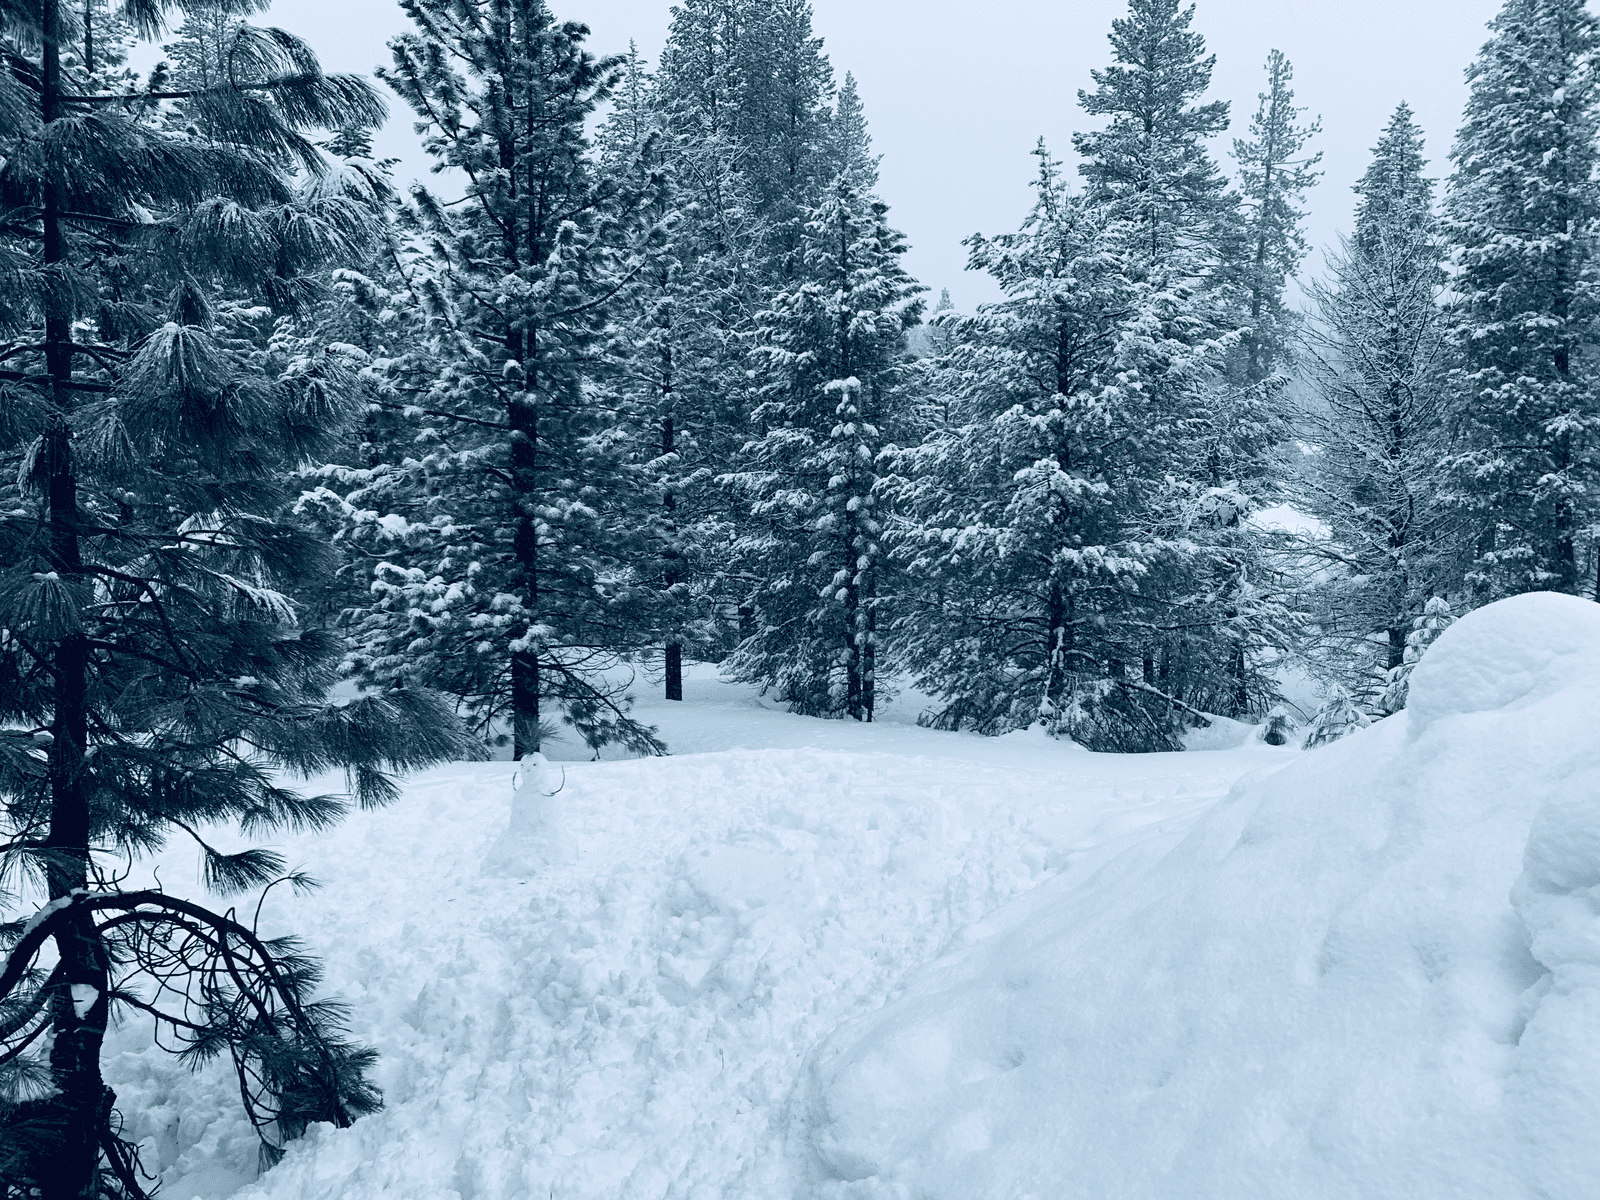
[[109, 728, 1273, 1199], [798, 592, 1600, 1199]]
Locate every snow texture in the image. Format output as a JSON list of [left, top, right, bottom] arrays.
[[800, 592, 1600, 1198], [96, 594, 1600, 1198]]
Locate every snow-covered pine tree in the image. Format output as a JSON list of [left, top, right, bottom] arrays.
[[346, 0, 667, 757], [887, 147, 1208, 750], [1301, 684, 1372, 748], [733, 0, 835, 282], [597, 47, 693, 702], [726, 131, 922, 720], [599, 44, 766, 701], [1073, 0, 1234, 275], [1380, 595, 1456, 712], [1443, 0, 1600, 598], [1230, 49, 1322, 387], [1069, 0, 1292, 730], [1166, 48, 1318, 720], [889, 0, 1298, 749], [0, 4, 472, 1194], [825, 72, 879, 188], [1297, 104, 1459, 695], [650, 0, 821, 660]]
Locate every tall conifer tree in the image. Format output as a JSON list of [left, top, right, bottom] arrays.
[[1298, 104, 1458, 695], [892, 0, 1296, 741], [1074, 0, 1233, 273], [727, 90, 921, 720], [1231, 49, 1321, 385], [341, 0, 666, 756], [1443, 0, 1600, 597], [0, 3, 469, 1194]]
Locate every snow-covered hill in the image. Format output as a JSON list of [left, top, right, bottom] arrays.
[[108, 593, 1600, 1199]]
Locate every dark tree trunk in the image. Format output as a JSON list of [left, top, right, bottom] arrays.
[[38, 4, 112, 1195], [1229, 642, 1249, 717], [842, 504, 862, 721], [507, 29, 539, 758], [664, 643, 682, 703], [863, 582, 875, 723], [661, 363, 682, 701], [510, 382, 540, 757], [1042, 585, 1072, 722]]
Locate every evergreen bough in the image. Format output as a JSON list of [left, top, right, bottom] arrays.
[[0, 2, 473, 1195]]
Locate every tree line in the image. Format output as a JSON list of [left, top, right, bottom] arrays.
[[306, 0, 1600, 756], [1, 0, 1598, 1193]]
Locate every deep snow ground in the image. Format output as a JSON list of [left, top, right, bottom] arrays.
[[94, 598, 1600, 1198], [105, 672, 1291, 1199], [799, 594, 1600, 1199]]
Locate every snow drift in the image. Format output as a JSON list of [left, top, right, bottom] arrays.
[[798, 592, 1600, 1199]]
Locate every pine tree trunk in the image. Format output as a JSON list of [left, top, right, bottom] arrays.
[[508, 29, 540, 758], [842, 507, 861, 721], [39, 4, 112, 1193], [1388, 625, 1406, 671], [1043, 585, 1071, 726], [1550, 104, 1578, 594], [863, 578, 875, 723], [1229, 642, 1249, 717], [1552, 343, 1577, 592], [662, 359, 682, 701], [511, 381, 540, 757]]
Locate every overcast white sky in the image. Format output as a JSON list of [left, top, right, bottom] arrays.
[[257, 0, 1506, 307]]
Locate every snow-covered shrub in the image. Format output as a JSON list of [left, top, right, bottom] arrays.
[[1380, 596, 1456, 713], [1301, 685, 1371, 749], [1260, 705, 1297, 745]]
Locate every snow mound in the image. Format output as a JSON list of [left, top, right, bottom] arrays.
[[797, 593, 1600, 1199], [1179, 713, 1256, 751], [112, 733, 1272, 1200], [1408, 591, 1600, 730]]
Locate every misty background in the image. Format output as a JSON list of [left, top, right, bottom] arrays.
[[251, 0, 1502, 306]]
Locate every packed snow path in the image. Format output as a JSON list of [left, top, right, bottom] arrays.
[[106, 596, 1600, 1198], [109, 678, 1284, 1199]]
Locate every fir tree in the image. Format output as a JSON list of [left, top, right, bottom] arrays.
[[887, 148, 1252, 750], [1231, 49, 1321, 385], [348, 0, 667, 757], [735, 0, 835, 278], [1443, 0, 1600, 598], [0, 3, 470, 1195], [598, 47, 693, 702], [1073, 0, 1300, 723], [1297, 104, 1459, 697], [651, 0, 779, 657], [825, 72, 879, 188], [601, 46, 753, 703], [727, 166, 922, 719], [1073, 0, 1233, 272]]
